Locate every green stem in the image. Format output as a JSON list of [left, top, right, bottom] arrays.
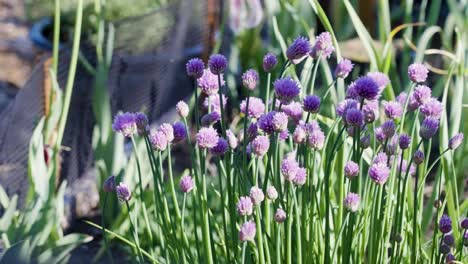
[[54, 0, 83, 160], [126, 201, 144, 263], [52, 0, 60, 73], [101, 192, 114, 264]]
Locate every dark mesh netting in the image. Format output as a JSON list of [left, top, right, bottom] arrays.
[[0, 0, 208, 206]]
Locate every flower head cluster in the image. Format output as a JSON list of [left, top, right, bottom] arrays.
[[242, 69, 259, 90], [283, 102, 303, 122], [251, 135, 270, 157], [303, 95, 321, 113], [369, 156, 390, 185], [208, 54, 228, 74], [179, 176, 194, 193], [198, 69, 225, 96], [274, 77, 301, 104], [239, 221, 256, 241], [263, 53, 277, 72], [196, 127, 219, 149], [186, 58, 205, 79], [344, 192, 360, 212], [335, 59, 353, 79], [112, 112, 137, 137], [286, 36, 311, 63], [240, 97, 265, 118], [116, 183, 132, 202], [310, 32, 334, 59], [408, 63, 428, 83]]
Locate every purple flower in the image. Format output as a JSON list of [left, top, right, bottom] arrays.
[[335, 59, 353, 78], [201, 112, 221, 127], [279, 130, 289, 141], [464, 232, 468, 247], [293, 167, 307, 185], [344, 192, 360, 212], [360, 134, 371, 149], [237, 196, 253, 216], [408, 63, 428, 83], [196, 127, 219, 149], [266, 186, 278, 200], [112, 112, 137, 137], [240, 97, 265, 118], [251, 135, 270, 157], [247, 123, 259, 141], [286, 36, 311, 63], [283, 102, 303, 122], [272, 111, 289, 132], [373, 152, 388, 165], [385, 136, 398, 155], [179, 175, 194, 193], [176, 101, 189, 118], [445, 253, 456, 263], [345, 109, 364, 127], [263, 53, 278, 72], [158, 123, 174, 143], [172, 122, 187, 143], [336, 99, 359, 117], [354, 76, 380, 100], [399, 134, 411, 150], [242, 69, 259, 90], [239, 221, 256, 242], [103, 176, 116, 193], [439, 214, 452, 233], [116, 183, 132, 202], [439, 243, 450, 255], [274, 77, 301, 104], [208, 54, 228, 74], [281, 157, 299, 182], [443, 234, 455, 246], [310, 32, 334, 59], [308, 129, 325, 150], [150, 131, 168, 151], [369, 162, 390, 185], [186, 58, 205, 79], [198, 69, 225, 96], [203, 94, 227, 113], [135, 112, 148, 135], [420, 117, 439, 140], [375, 127, 386, 143], [344, 161, 359, 178], [413, 150, 425, 165], [210, 138, 229, 156], [274, 208, 287, 223], [413, 85, 432, 105], [293, 125, 307, 144], [383, 101, 403, 119], [367, 72, 390, 91], [226, 130, 238, 149], [460, 218, 468, 229], [381, 120, 396, 139], [420, 98, 443, 119], [258, 112, 275, 134], [249, 186, 265, 205], [362, 100, 379, 123], [303, 95, 321, 113]]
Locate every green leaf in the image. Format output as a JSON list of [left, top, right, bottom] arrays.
[[343, 0, 380, 69], [0, 185, 10, 210], [27, 119, 49, 201], [0, 195, 17, 232]]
